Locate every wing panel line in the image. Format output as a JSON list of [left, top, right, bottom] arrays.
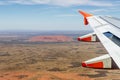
[[100, 16, 120, 30]]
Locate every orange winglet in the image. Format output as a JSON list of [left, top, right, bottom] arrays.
[[79, 11, 93, 25]]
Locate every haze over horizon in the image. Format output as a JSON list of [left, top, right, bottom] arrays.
[[0, 0, 120, 31]]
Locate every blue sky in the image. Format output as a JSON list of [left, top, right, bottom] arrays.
[[0, 0, 120, 31]]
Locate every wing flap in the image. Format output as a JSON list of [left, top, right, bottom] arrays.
[[77, 32, 99, 42], [82, 54, 118, 69]]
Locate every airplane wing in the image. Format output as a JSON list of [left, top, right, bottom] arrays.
[[78, 11, 120, 69]]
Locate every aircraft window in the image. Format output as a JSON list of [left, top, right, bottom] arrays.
[[104, 32, 120, 47]]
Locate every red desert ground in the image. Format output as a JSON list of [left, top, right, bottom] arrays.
[[28, 35, 73, 42], [0, 31, 120, 80]]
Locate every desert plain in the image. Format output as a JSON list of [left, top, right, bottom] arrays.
[[0, 41, 120, 80]]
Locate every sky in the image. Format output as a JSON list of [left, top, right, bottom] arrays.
[[0, 0, 120, 31]]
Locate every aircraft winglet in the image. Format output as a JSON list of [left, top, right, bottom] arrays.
[[79, 10, 93, 25]]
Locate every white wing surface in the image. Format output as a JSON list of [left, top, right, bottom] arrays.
[[79, 11, 120, 69]]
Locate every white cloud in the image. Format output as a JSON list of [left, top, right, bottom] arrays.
[[46, 0, 112, 7], [88, 1, 113, 7], [50, 0, 88, 6], [56, 14, 79, 17], [90, 9, 107, 13], [84, 7, 120, 16], [0, 1, 9, 5], [0, 0, 114, 7]]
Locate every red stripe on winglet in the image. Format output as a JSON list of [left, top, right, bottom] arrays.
[[77, 37, 81, 41], [81, 36, 91, 42], [87, 62, 104, 68], [82, 62, 87, 67]]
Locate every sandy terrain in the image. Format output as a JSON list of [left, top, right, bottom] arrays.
[[28, 35, 73, 42], [0, 42, 120, 80]]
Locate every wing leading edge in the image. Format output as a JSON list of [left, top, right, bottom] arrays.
[[79, 10, 120, 69]]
